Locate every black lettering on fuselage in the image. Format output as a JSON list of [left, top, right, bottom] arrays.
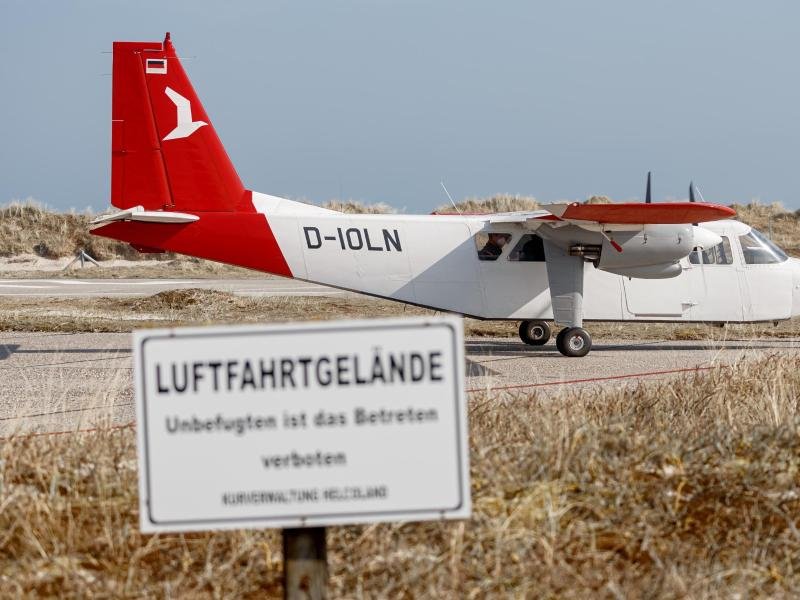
[[383, 229, 402, 252], [345, 228, 363, 250], [303, 227, 322, 249], [364, 229, 382, 251], [302, 226, 403, 252]]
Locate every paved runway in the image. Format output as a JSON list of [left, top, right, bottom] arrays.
[[1, 332, 798, 436], [0, 278, 349, 298]]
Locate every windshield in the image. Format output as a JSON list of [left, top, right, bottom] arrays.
[[738, 228, 788, 264]]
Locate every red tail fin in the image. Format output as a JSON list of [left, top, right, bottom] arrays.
[[111, 33, 246, 212]]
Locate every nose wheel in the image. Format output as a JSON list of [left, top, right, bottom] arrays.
[[555, 327, 592, 357], [518, 320, 552, 346]]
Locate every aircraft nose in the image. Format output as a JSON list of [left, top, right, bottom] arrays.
[[791, 259, 800, 318]]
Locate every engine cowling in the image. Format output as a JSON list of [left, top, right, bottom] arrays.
[[552, 223, 724, 279], [594, 224, 721, 279]]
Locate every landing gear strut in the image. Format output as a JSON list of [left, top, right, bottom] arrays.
[[555, 327, 592, 358], [518, 320, 552, 346]]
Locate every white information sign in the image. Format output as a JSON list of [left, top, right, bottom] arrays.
[[134, 316, 470, 532]]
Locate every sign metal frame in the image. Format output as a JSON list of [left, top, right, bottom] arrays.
[[134, 316, 470, 532]]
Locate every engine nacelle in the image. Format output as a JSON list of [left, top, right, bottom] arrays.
[[601, 262, 683, 279], [596, 224, 693, 273]]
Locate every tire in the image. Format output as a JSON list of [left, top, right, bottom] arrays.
[[519, 320, 551, 346], [555, 327, 592, 357]]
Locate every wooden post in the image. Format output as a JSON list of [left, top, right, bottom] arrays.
[[283, 527, 327, 600]]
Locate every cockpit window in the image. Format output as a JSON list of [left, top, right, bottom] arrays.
[[475, 232, 511, 261], [739, 228, 788, 264], [689, 237, 733, 265], [507, 234, 546, 262]]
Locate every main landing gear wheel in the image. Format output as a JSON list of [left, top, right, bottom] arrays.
[[555, 327, 592, 358], [519, 320, 551, 346]]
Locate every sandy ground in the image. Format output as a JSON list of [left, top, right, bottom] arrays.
[[2, 332, 798, 437], [0, 254, 261, 279], [0, 254, 142, 272]]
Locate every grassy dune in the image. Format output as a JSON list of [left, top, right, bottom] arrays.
[[2, 356, 800, 597], [5, 196, 797, 262], [0, 202, 142, 261]]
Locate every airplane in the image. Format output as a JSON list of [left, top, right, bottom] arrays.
[[92, 34, 800, 357]]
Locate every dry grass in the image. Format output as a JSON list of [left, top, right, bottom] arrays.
[[731, 201, 800, 255], [1, 257, 261, 280], [433, 194, 614, 214], [434, 194, 541, 214], [3, 355, 800, 596], [321, 199, 395, 214], [2, 289, 800, 341], [0, 201, 144, 261]]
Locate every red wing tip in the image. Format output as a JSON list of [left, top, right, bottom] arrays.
[[688, 202, 737, 218]]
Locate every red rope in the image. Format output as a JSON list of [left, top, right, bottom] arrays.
[[0, 421, 134, 442], [2, 364, 727, 440], [466, 364, 725, 394]]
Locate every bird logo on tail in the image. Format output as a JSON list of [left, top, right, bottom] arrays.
[[162, 86, 207, 141]]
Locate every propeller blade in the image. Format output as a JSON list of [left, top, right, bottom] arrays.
[[645, 171, 652, 204]]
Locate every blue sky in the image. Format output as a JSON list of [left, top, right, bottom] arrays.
[[1, 0, 798, 212]]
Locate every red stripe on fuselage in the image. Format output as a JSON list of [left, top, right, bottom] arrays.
[[91, 212, 292, 277]]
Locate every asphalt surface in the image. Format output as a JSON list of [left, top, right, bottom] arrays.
[[0, 278, 350, 298], [2, 332, 798, 436]]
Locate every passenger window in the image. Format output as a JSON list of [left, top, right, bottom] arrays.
[[739, 229, 788, 264], [475, 232, 512, 261], [689, 237, 733, 265], [508, 234, 546, 262]]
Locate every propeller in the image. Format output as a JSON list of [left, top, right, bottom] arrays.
[[645, 171, 652, 203]]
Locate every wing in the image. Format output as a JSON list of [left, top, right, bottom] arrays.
[[483, 202, 735, 229], [544, 202, 736, 225]]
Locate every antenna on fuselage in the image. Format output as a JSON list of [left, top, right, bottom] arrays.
[[645, 171, 652, 203], [440, 181, 462, 215]]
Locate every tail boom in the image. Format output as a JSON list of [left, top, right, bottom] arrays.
[[92, 211, 292, 277]]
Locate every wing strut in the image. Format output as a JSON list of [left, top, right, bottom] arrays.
[[543, 240, 591, 356], [543, 240, 584, 328]]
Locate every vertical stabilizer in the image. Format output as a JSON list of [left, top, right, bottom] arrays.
[[111, 33, 246, 212]]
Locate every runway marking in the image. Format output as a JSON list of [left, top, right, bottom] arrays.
[[0, 278, 348, 298], [466, 364, 725, 394]]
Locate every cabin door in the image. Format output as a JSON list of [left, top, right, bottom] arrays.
[[622, 274, 692, 317]]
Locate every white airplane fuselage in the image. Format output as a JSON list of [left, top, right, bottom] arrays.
[[257, 193, 800, 324]]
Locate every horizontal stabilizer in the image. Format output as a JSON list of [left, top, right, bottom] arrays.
[[91, 206, 199, 225]]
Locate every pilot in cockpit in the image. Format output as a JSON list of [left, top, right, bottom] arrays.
[[478, 233, 511, 260]]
